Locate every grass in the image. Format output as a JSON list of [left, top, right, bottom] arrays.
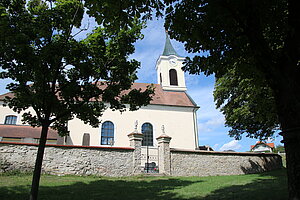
[[0, 169, 287, 200]]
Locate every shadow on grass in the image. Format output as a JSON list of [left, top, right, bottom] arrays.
[[0, 170, 287, 200], [0, 177, 202, 200], [199, 169, 288, 200]]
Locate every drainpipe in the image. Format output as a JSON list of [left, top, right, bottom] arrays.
[[193, 107, 200, 149]]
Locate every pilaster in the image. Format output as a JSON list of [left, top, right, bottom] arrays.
[[128, 132, 143, 175], [157, 134, 172, 175]]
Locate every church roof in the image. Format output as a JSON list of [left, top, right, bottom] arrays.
[[0, 124, 58, 139], [162, 32, 180, 57], [130, 83, 196, 107], [0, 83, 197, 108]]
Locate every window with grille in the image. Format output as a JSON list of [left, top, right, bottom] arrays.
[[101, 121, 114, 145], [142, 123, 153, 146]]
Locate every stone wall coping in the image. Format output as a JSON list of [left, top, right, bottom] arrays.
[[127, 132, 143, 136], [156, 133, 172, 139], [170, 148, 281, 157], [0, 142, 134, 151]]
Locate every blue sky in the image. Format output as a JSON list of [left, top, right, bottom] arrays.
[[0, 18, 283, 152]]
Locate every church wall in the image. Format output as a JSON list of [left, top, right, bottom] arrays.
[[0, 101, 37, 126], [67, 104, 197, 150], [0, 101, 198, 150]]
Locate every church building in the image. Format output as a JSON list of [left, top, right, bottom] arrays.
[[0, 34, 199, 152]]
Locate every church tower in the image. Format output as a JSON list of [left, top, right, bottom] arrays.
[[156, 32, 187, 91]]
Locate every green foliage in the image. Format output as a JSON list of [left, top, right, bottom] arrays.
[[84, 0, 164, 30], [274, 145, 285, 153], [214, 68, 279, 140], [164, 1, 298, 198], [0, 1, 164, 198], [0, 0, 157, 135], [164, 0, 299, 139], [165, 0, 288, 76]]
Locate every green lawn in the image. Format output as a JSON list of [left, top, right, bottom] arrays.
[[0, 169, 287, 200]]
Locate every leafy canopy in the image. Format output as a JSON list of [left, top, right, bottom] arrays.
[[214, 68, 279, 140], [164, 0, 291, 139], [0, 0, 159, 134]]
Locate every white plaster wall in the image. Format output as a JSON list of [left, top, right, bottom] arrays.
[[156, 55, 187, 91], [68, 104, 197, 150], [0, 101, 35, 125], [0, 101, 198, 150], [253, 145, 272, 152]]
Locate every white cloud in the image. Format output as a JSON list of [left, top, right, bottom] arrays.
[[196, 104, 225, 134], [219, 140, 242, 151], [198, 116, 224, 133]]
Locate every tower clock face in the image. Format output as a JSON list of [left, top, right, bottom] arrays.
[[169, 58, 177, 66]]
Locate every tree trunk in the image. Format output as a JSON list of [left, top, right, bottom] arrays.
[[274, 72, 300, 200], [29, 124, 49, 200], [281, 129, 300, 200]]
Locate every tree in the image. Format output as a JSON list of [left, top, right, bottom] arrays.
[[213, 67, 279, 140], [0, 0, 161, 199], [164, 0, 300, 199], [274, 145, 285, 153]]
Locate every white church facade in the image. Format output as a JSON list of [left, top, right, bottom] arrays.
[[0, 34, 199, 151]]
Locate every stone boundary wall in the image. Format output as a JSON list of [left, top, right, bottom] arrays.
[[0, 142, 135, 177], [0, 136, 283, 177], [170, 149, 283, 176]]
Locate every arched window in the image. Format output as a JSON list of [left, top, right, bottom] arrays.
[[4, 115, 17, 125], [101, 121, 114, 145], [169, 69, 178, 86], [142, 123, 153, 146]]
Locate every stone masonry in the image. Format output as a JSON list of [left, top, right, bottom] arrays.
[[0, 143, 134, 176], [170, 149, 282, 176], [0, 135, 282, 177]]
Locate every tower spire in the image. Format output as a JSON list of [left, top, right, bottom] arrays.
[[156, 30, 187, 91], [162, 30, 180, 57]]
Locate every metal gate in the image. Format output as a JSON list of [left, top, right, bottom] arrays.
[[141, 146, 159, 173]]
